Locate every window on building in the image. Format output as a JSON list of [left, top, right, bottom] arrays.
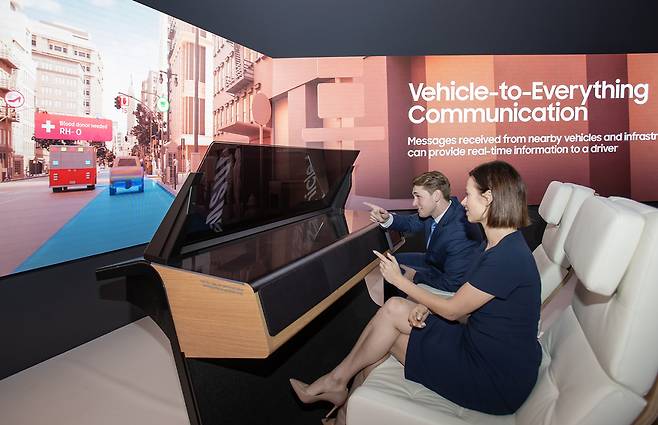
[[183, 44, 189, 80], [243, 96, 248, 122], [31, 38, 36, 47], [63, 47, 67, 53], [54, 45, 62, 52], [184, 97, 193, 133], [199, 99, 205, 134], [249, 93, 253, 122], [199, 46, 206, 83]]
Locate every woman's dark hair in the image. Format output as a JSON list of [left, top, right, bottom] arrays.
[[468, 161, 529, 228]]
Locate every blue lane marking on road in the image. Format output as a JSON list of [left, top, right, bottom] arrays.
[[14, 178, 174, 273]]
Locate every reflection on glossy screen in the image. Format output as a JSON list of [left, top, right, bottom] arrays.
[[181, 212, 348, 282], [182, 143, 358, 247]]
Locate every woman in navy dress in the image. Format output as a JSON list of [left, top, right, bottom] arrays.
[[290, 161, 541, 419]]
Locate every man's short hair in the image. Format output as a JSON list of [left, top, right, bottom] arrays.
[[468, 161, 530, 228], [412, 171, 451, 201]]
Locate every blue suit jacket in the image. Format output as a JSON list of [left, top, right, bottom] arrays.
[[388, 197, 481, 292]]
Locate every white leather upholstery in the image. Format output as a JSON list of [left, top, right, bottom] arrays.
[[347, 356, 515, 425], [541, 183, 595, 270], [348, 196, 655, 425], [533, 182, 594, 302], [573, 197, 658, 395], [565, 197, 644, 296], [516, 304, 645, 425], [534, 245, 568, 302], [538, 181, 572, 225]]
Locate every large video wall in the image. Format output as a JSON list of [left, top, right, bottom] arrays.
[[1, 0, 656, 278]]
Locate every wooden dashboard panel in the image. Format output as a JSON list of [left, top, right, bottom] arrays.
[[152, 256, 383, 358]]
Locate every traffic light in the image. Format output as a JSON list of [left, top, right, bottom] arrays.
[[114, 96, 121, 110]]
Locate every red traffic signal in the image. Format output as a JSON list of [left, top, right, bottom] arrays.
[[114, 95, 128, 110]]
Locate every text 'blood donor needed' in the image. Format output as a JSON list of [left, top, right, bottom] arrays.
[[34, 112, 113, 142]]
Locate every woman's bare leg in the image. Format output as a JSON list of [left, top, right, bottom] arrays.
[[305, 297, 416, 396], [331, 332, 410, 425]]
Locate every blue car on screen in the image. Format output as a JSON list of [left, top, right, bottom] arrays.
[[109, 156, 145, 195]]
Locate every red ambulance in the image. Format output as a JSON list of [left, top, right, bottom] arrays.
[[49, 145, 97, 192]]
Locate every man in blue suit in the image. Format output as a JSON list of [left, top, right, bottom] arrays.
[[366, 171, 480, 293]]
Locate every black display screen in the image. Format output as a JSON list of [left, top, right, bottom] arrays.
[[180, 211, 349, 282], [180, 143, 359, 248], [177, 209, 387, 284]]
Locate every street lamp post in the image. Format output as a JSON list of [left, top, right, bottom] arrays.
[[157, 70, 178, 145], [119, 91, 160, 168], [140, 89, 163, 173]]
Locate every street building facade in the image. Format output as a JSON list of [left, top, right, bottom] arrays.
[[166, 17, 213, 172], [212, 36, 264, 145], [31, 20, 104, 117], [0, 0, 36, 179]]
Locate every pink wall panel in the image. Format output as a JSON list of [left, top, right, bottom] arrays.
[[385, 56, 417, 198], [424, 55, 497, 200], [264, 53, 658, 204], [628, 54, 658, 201], [272, 58, 319, 98], [494, 55, 590, 204], [586, 54, 630, 197], [317, 57, 364, 78], [410, 56, 429, 180], [317, 83, 366, 118], [353, 56, 390, 198]]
